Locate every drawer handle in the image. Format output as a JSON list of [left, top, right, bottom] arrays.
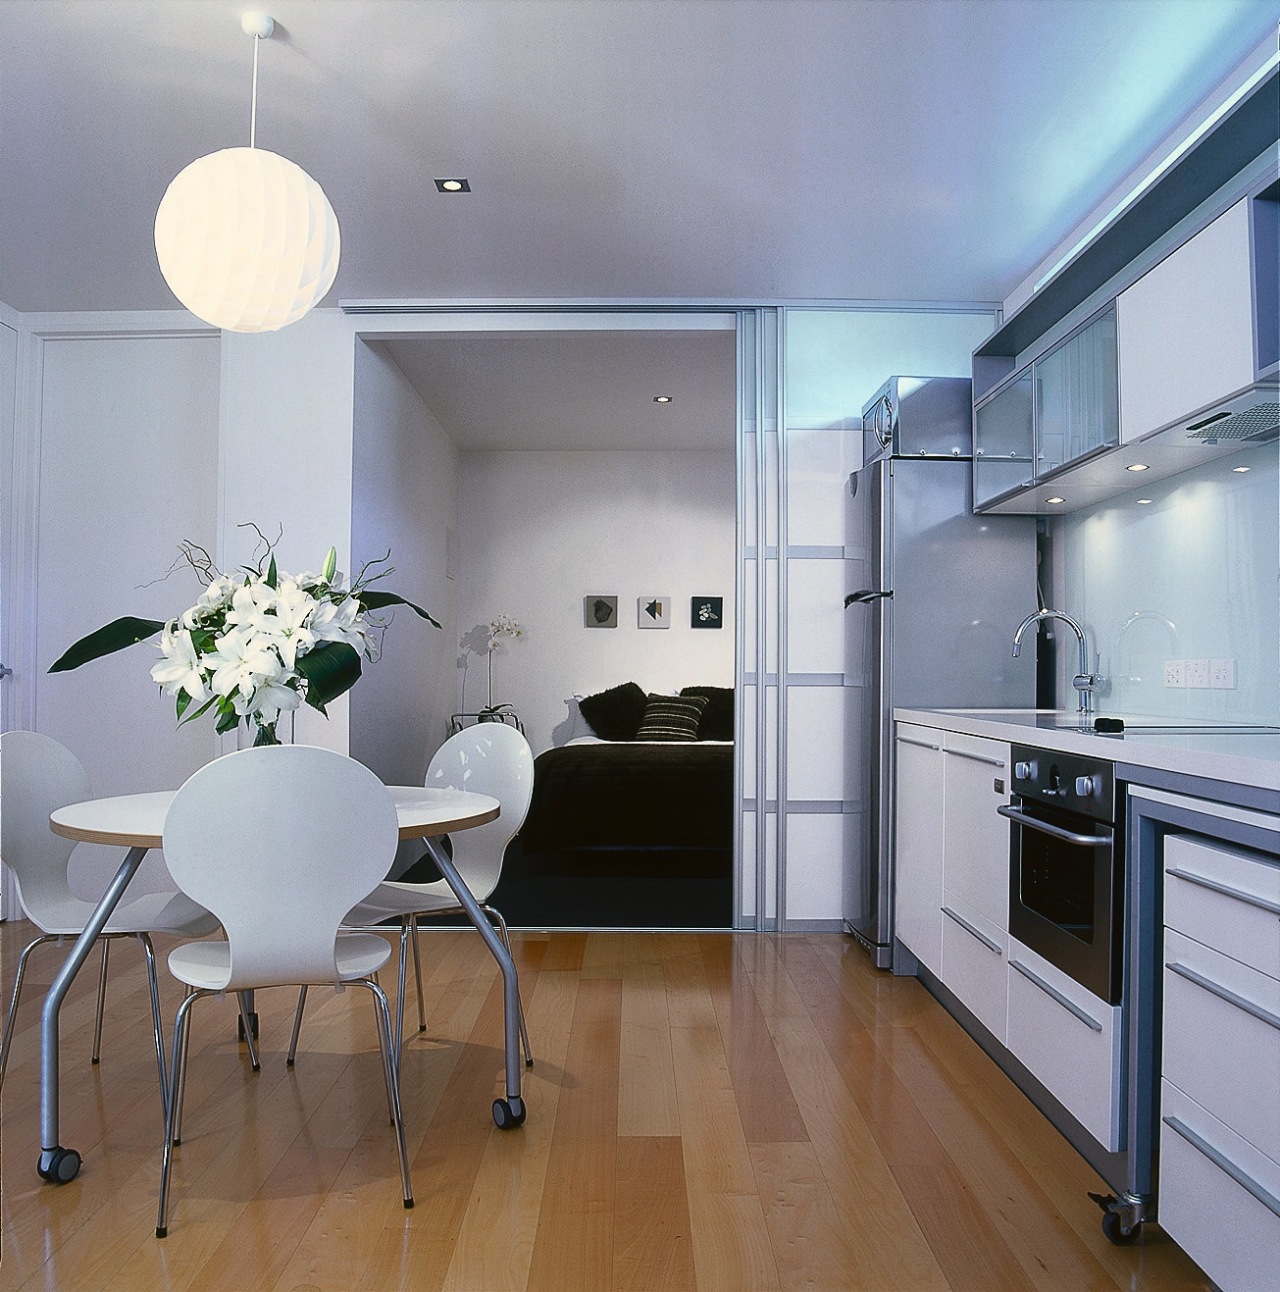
[[947, 748, 1007, 768], [898, 734, 941, 751], [1163, 1115, 1280, 1222], [941, 906, 1002, 955], [1166, 866, 1280, 917], [1009, 959, 1103, 1032], [1166, 961, 1280, 1033]]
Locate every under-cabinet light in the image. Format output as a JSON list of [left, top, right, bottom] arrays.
[[653, 395, 673, 403], [1045, 496, 1066, 505], [435, 178, 471, 192], [1232, 465, 1252, 473], [1136, 498, 1153, 505], [1126, 463, 1150, 472]]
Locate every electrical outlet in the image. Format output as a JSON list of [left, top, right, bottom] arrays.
[[1210, 658, 1238, 689], [1185, 658, 1211, 689], [1163, 659, 1186, 688]]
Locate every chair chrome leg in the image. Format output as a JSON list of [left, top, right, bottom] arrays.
[[361, 978, 413, 1208], [394, 921, 410, 1068], [409, 915, 427, 1032], [0, 933, 57, 1089], [171, 987, 196, 1145], [91, 938, 111, 1064], [137, 932, 170, 1120], [157, 989, 202, 1238], [236, 993, 260, 1071], [287, 986, 307, 1066], [483, 904, 533, 1067]]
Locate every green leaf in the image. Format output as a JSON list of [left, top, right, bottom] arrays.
[[296, 641, 362, 709], [176, 689, 192, 719], [357, 590, 442, 629], [178, 695, 218, 727], [214, 705, 241, 735], [48, 617, 166, 673], [266, 554, 278, 589]]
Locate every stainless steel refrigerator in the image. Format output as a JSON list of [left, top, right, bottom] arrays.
[[844, 375, 1036, 966]]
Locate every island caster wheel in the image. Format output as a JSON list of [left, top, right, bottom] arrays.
[[1102, 1211, 1140, 1246], [493, 1096, 526, 1129], [38, 1146, 81, 1183]]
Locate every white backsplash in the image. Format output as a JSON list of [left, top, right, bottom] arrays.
[[1056, 444, 1279, 725]]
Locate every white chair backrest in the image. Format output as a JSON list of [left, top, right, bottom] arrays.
[[162, 745, 399, 989], [0, 729, 92, 916], [425, 723, 534, 901]]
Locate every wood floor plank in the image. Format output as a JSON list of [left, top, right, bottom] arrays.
[[524, 976, 622, 1292], [614, 1135, 696, 1292], [618, 941, 680, 1138]]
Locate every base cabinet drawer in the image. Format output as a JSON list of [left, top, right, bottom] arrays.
[[940, 896, 1007, 1043], [1160, 1082, 1280, 1292], [1165, 834, 1280, 980], [1006, 939, 1122, 1151], [1164, 928, 1280, 1163]]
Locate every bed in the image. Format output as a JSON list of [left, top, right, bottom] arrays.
[[488, 683, 735, 928]]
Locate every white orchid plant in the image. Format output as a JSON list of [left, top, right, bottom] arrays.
[[484, 613, 523, 712], [50, 532, 439, 744]]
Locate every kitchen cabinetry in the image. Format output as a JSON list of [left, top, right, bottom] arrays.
[[893, 725, 944, 973], [1159, 832, 1280, 1290], [939, 733, 1011, 1042], [1116, 198, 1257, 444]]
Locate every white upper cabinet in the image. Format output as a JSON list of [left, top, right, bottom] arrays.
[[1117, 198, 1256, 445]]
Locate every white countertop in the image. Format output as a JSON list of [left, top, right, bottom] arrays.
[[893, 708, 1280, 797]]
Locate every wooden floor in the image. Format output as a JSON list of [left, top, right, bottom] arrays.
[[0, 920, 1210, 1291]]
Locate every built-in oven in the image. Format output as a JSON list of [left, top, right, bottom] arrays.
[[1001, 746, 1123, 1004]]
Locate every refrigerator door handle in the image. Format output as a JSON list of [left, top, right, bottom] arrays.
[[844, 589, 893, 607]]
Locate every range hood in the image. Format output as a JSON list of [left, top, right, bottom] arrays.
[[982, 378, 1279, 515]]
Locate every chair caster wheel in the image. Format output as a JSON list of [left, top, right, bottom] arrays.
[[493, 1096, 526, 1129], [38, 1146, 81, 1183], [1102, 1211, 1140, 1245]]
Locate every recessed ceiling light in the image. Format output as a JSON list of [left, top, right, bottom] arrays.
[[1045, 496, 1065, 505], [1136, 498, 1153, 505], [1126, 463, 1150, 472], [653, 395, 673, 403], [1233, 465, 1252, 473], [434, 178, 470, 193]]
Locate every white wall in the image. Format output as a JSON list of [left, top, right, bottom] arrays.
[[29, 329, 221, 894], [457, 449, 736, 752], [218, 310, 360, 751], [1058, 449, 1279, 724], [349, 340, 459, 786]]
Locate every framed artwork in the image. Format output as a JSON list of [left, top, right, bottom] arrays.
[[637, 595, 671, 628], [691, 595, 723, 628], [583, 595, 618, 628]]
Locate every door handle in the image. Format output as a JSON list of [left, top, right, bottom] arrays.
[[844, 590, 893, 607], [0, 663, 13, 679]]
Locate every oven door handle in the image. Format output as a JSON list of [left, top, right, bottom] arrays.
[[997, 804, 1110, 847]]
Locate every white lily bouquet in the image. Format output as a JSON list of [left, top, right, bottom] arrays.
[[50, 534, 439, 745]]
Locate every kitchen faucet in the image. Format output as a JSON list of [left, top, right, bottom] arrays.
[[1012, 609, 1101, 715]]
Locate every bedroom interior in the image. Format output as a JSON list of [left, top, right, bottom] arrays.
[[350, 325, 740, 929]]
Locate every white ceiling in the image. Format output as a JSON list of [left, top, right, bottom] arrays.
[[3, 0, 1276, 450]]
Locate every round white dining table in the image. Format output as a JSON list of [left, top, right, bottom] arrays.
[[37, 785, 521, 1185]]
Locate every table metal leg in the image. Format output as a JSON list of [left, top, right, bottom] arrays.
[[421, 837, 525, 1126], [38, 845, 149, 1182]]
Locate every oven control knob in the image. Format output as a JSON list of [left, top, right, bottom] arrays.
[[1075, 775, 1098, 798], [1014, 760, 1034, 781]]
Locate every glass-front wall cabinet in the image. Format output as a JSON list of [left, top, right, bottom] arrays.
[[973, 371, 1034, 507], [1034, 304, 1118, 477]]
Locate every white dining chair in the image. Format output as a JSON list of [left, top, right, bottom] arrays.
[[0, 730, 217, 1099], [155, 743, 412, 1237], [287, 722, 535, 1068]]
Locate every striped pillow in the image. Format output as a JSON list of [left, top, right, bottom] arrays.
[[635, 693, 708, 742]]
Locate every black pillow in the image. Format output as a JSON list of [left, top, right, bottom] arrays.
[[577, 681, 649, 740], [680, 686, 734, 741], [636, 692, 708, 742]]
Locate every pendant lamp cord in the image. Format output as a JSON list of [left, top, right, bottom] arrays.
[[249, 32, 261, 149]]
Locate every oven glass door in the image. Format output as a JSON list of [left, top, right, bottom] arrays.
[[1008, 801, 1120, 1003]]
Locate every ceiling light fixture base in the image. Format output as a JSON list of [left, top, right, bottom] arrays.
[[241, 11, 275, 40]]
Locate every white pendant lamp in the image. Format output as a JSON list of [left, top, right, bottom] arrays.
[[154, 11, 340, 333]]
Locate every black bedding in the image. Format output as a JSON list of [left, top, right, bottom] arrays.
[[518, 740, 733, 853]]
